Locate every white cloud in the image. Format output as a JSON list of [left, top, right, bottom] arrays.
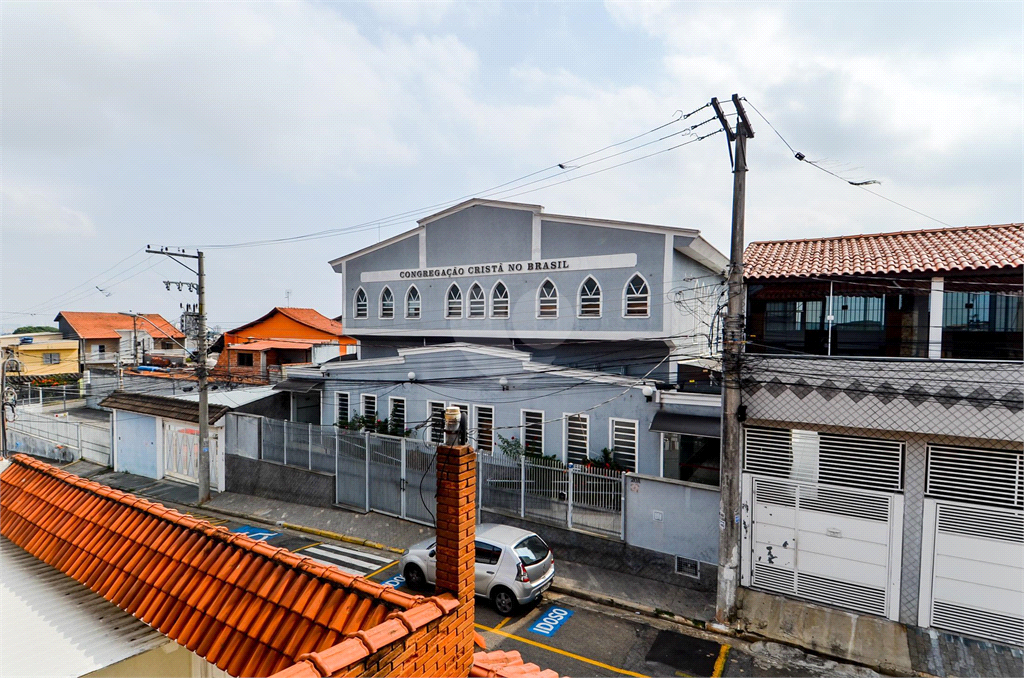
[[366, 0, 458, 25], [1, 185, 96, 236]]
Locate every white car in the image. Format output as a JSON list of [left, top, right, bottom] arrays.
[[399, 523, 555, 615]]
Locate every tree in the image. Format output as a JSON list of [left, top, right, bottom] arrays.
[[13, 326, 59, 334]]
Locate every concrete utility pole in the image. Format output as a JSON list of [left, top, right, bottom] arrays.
[[147, 247, 210, 504], [712, 94, 754, 626]]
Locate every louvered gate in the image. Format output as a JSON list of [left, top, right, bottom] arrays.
[[742, 427, 904, 620], [920, 445, 1024, 646]]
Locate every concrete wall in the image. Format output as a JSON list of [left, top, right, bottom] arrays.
[[113, 410, 159, 479], [225, 454, 335, 508], [624, 473, 719, 565], [7, 430, 77, 462]]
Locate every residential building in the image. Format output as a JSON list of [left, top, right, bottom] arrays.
[[0, 332, 79, 378], [737, 223, 1023, 649], [54, 311, 187, 368], [317, 199, 729, 476], [212, 307, 356, 385]]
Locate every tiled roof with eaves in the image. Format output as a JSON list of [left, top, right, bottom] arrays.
[[744, 223, 1024, 279], [0, 455, 456, 678], [55, 312, 186, 340], [99, 391, 232, 425]]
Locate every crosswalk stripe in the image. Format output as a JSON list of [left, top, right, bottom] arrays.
[[314, 543, 394, 564], [303, 546, 395, 575]]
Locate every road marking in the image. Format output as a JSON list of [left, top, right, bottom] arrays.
[[367, 561, 397, 578], [303, 543, 395, 576], [475, 623, 649, 678], [493, 616, 511, 632], [293, 542, 323, 552], [712, 644, 730, 678], [529, 606, 574, 637], [231, 525, 279, 541]]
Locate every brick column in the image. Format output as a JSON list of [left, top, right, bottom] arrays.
[[434, 444, 475, 603]]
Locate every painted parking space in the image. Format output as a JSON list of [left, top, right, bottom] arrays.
[[231, 525, 280, 541], [529, 606, 574, 637]]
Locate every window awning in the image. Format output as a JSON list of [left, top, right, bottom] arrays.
[[273, 379, 323, 393], [649, 411, 721, 438]]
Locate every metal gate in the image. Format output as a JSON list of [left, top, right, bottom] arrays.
[[359, 434, 437, 526], [162, 422, 223, 491], [367, 435, 403, 517]]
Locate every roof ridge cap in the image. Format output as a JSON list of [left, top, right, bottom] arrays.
[[748, 222, 1022, 247]]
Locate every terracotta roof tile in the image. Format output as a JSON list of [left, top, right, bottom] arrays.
[[744, 223, 1024, 279], [471, 651, 561, 678], [228, 307, 346, 339], [0, 454, 447, 678], [56, 311, 186, 340], [98, 391, 232, 425]]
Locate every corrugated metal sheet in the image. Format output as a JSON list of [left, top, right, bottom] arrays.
[[1, 536, 169, 678]]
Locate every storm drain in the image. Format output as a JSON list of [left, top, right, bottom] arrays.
[[644, 629, 722, 676]]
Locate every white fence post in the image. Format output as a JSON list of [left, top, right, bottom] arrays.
[[400, 437, 407, 520], [284, 421, 289, 466], [520, 454, 526, 518], [76, 423, 83, 459], [364, 431, 371, 512], [620, 473, 628, 541], [477, 452, 483, 525], [334, 430, 340, 504], [308, 423, 313, 470], [567, 463, 574, 530]]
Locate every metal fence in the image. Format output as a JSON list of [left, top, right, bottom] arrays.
[[6, 411, 111, 465]]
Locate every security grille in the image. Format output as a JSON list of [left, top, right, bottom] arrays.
[[406, 287, 421, 318], [744, 426, 903, 492], [491, 283, 510, 318], [336, 392, 350, 422], [579, 278, 601, 317], [610, 419, 637, 472], [538, 281, 558, 318], [927, 445, 1023, 509], [429, 401, 445, 444], [388, 397, 405, 431], [937, 502, 1024, 542], [355, 289, 368, 318], [675, 556, 700, 578], [468, 284, 486, 318], [361, 394, 377, 419], [380, 287, 394, 318], [523, 410, 544, 455], [475, 406, 494, 454], [566, 414, 589, 464], [446, 284, 463, 318], [625, 275, 649, 316]]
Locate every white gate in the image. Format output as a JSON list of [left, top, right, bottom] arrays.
[[162, 422, 224, 492], [918, 445, 1024, 646]]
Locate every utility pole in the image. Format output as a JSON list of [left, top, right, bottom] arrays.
[[711, 94, 754, 626], [1, 350, 22, 457], [147, 247, 210, 504]]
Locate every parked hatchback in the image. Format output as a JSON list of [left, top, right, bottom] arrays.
[[399, 523, 555, 615]]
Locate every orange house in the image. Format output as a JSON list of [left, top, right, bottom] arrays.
[[214, 308, 355, 382]]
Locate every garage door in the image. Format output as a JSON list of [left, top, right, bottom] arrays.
[[920, 445, 1024, 646]]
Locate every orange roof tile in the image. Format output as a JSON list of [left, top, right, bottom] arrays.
[[229, 308, 345, 338], [471, 651, 560, 678], [0, 455, 457, 678], [744, 223, 1024, 279], [56, 312, 186, 340]]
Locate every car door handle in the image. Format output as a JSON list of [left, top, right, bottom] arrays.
[[485, 571, 494, 574]]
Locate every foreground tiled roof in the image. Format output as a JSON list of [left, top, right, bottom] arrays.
[[471, 651, 559, 678], [0, 455, 453, 678], [744, 223, 1024, 279], [56, 312, 186, 340], [99, 391, 232, 424]]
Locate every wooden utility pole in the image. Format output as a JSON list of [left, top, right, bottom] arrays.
[[712, 94, 753, 626]]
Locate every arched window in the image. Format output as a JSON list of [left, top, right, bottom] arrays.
[[446, 283, 463, 318], [379, 286, 394, 319], [354, 288, 368, 319], [624, 274, 650, 317], [578, 277, 601, 317], [468, 283, 485, 318], [537, 280, 558, 318], [405, 286, 421, 319], [491, 282, 509, 318]]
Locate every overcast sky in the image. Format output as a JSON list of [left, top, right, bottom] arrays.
[[3, 1, 1021, 333]]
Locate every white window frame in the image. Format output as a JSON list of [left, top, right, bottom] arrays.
[[564, 412, 590, 465], [577, 277, 602, 318], [623, 274, 651, 318], [474, 404, 495, 454], [43, 353, 61, 365], [446, 283, 463, 319], [361, 393, 377, 420], [491, 280, 510, 318], [354, 287, 368, 319], [608, 417, 639, 472], [388, 396, 406, 431], [468, 282, 486, 319], [428, 400, 446, 444], [405, 285, 421, 319], [379, 286, 394, 319], [521, 409, 545, 456], [336, 391, 351, 424], [537, 279, 559, 319]]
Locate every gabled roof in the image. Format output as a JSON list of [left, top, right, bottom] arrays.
[[0, 455, 453, 678], [99, 391, 234, 424], [228, 308, 345, 338], [55, 312, 186, 340], [744, 223, 1024, 279]]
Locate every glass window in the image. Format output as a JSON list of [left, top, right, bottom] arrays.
[[523, 410, 544, 455], [475, 542, 502, 565], [662, 433, 720, 486], [336, 392, 350, 423], [566, 413, 589, 464], [475, 405, 494, 454], [468, 283, 485, 318], [429, 401, 446, 444], [579, 277, 601, 317], [389, 397, 406, 431], [354, 288, 368, 319], [491, 282, 510, 318], [237, 352, 253, 367], [538, 280, 558, 318], [944, 291, 1022, 332], [43, 353, 61, 365], [765, 300, 824, 331], [406, 286, 421, 319], [380, 287, 394, 319], [514, 535, 550, 566], [833, 295, 884, 326], [610, 419, 637, 471], [446, 284, 463, 318], [361, 394, 377, 419], [625, 275, 649, 317]]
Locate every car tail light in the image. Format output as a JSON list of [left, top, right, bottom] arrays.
[[515, 562, 530, 583]]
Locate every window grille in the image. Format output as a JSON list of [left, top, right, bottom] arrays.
[[406, 286, 420, 319], [579, 277, 601, 317], [361, 394, 377, 419], [380, 287, 394, 319], [610, 419, 637, 471], [566, 414, 589, 464], [446, 284, 463, 318], [625, 275, 649, 316], [429, 401, 446, 444], [43, 353, 61, 365], [675, 556, 700, 578], [475, 405, 494, 454], [523, 410, 544, 455], [927, 445, 1023, 509], [389, 397, 406, 431], [538, 280, 558, 318], [468, 283, 486, 318], [336, 392, 350, 423], [354, 288, 368, 318], [491, 282, 510, 318]]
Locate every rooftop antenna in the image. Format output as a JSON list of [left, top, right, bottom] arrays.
[[285, 289, 292, 306]]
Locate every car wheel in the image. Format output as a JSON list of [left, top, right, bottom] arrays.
[[404, 564, 427, 591], [490, 587, 519, 616]]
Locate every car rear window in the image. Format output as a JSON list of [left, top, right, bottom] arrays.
[[514, 535, 549, 566]]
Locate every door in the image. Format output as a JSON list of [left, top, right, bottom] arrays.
[[475, 541, 502, 595], [163, 422, 223, 491]]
